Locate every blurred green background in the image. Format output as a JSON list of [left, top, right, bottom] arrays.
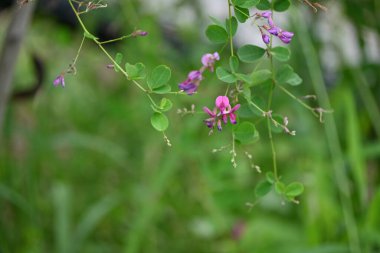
[[1, 0, 380, 252]]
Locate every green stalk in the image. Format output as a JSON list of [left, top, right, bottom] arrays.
[[291, 8, 361, 253]]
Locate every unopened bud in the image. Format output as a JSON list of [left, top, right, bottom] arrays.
[[132, 30, 148, 37]]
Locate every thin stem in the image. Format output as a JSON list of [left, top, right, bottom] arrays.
[[227, 0, 234, 57], [71, 35, 85, 67], [277, 84, 319, 117], [99, 34, 133, 45]]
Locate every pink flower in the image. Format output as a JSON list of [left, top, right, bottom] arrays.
[[201, 52, 220, 72], [203, 96, 240, 131], [53, 74, 65, 87], [178, 70, 203, 95]]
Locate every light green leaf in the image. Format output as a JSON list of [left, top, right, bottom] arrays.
[[256, 0, 271, 10], [152, 85, 172, 94], [285, 182, 304, 197], [125, 62, 146, 80], [151, 112, 169, 132], [266, 172, 276, 184], [159, 98, 173, 112], [147, 65, 171, 89], [275, 181, 286, 194]]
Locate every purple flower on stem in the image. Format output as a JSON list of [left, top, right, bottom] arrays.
[[203, 96, 240, 131], [201, 52, 220, 72], [262, 34, 270, 44], [53, 74, 65, 87], [178, 70, 202, 95], [260, 11, 272, 18]]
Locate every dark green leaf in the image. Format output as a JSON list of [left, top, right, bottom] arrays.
[[234, 122, 259, 144], [147, 65, 171, 89], [233, 0, 260, 8], [249, 69, 272, 86], [234, 6, 250, 23], [151, 112, 169, 132], [226, 16, 238, 37], [237, 103, 255, 118], [216, 67, 237, 83], [273, 0, 291, 12], [229, 56, 239, 73], [205, 25, 228, 43], [237, 45, 266, 63], [255, 180, 272, 197], [271, 46, 290, 62], [276, 64, 302, 86], [256, 0, 271, 10]]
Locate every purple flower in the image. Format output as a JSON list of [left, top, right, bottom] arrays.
[[267, 26, 280, 36], [281, 31, 294, 38], [53, 74, 65, 87], [262, 34, 270, 44], [178, 70, 203, 95], [203, 96, 240, 131], [201, 52, 220, 72], [261, 11, 272, 18]]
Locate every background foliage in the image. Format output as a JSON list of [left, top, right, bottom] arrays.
[[1, 0, 380, 252]]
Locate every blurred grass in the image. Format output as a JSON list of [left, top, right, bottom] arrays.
[[1, 1, 380, 252]]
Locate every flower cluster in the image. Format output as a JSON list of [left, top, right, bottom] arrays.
[[257, 11, 294, 44], [203, 96, 240, 132], [178, 52, 219, 95]]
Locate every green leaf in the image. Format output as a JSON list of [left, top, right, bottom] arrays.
[[234, 122, 259, 144], [150, 112, 169, 132], [152, 85, 171, 94], [147, 65, 171, 89], [216, 67, 237, 83], [159, 98, 173, 112], [275, 181, 286, 194], [83, 31, 98, 40], [285, 182, 304, 197], [256, 0, 271, 10], [226, 16, 238, 37], [233, 0, 260, 8], [271, 46, 290, 62], [273, 0, 291, 12], [249, 69, 272, 86], [234, 6, 250, 23], [114, 53, 123, 72], [237, 103, 255, 118], [237, 45, 266, 63], [125, 62, 146, 80], [229, 56, 239, 73], [235, 73, 251, 84], [242, 83, 251, 100], [266, 172, 275, 184], [255, 180, 272, 197], [205, 25, 228, 43], [276, 64, 302, 86], [209, 16, 225, 28]]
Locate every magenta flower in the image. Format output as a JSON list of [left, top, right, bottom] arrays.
[[178, 70, 202, 95], [203, 96, 240, 131], [201, 52, 220, 72], [260, 11, 272, 18], [53, 74, 65, 87]]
